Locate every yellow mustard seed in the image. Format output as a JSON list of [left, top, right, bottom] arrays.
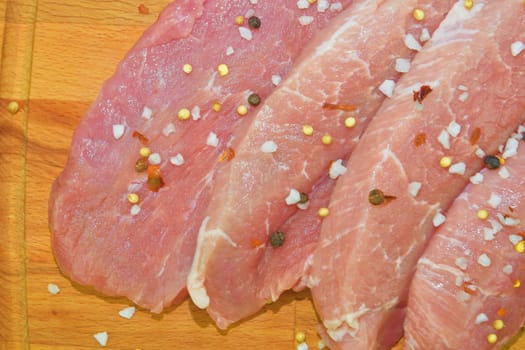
[[182, 64, 193, 74], [235, 15, 244, 25], [413, 8, 425, 21], [139, 147, 151, 157], [514, 279, 521, 288], [178, 108, 190, 120], [477, 209, 489, 220], [321, 134, 333, 145], [237, 105, 248, 116], [218, 63, 229, 77], [295, 331, 306, 343], [127, 193, 139, 204], [493, 319, 504, 330], [213, 102, 222, 112], [515, 240, 525, 253], [487, 333, 497, 344], [303, 125, 314, 136], [344, 117, 356, 128], [464, 0, 474, 10], [7, 101, 19, 114], [440, 156, 452, 168], [318, 207, 329, 217], [308, 0, 316, 3]]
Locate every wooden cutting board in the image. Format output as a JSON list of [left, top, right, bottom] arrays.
[[0, 1, 523, 349]]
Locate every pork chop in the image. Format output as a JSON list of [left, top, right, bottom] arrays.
[[310, 1, 525, 349]]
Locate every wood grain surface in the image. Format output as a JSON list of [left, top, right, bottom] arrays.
[[0, 1, 523, 349]]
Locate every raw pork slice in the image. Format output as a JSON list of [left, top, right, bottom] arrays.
[[310, 1, 525, 349], [188, 0, 455, 329], [405, 125, 525, 349], [48, 0, 353, 313]]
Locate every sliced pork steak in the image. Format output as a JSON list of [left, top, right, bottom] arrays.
[[48, 0, 353, 313], [405, 125, 525, 349], [188, 0, 455, 329], [310, 1, 525, 349]]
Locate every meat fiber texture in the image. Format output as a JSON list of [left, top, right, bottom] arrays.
[[405, 125, 525, 349], [188, 0, 455, 329], [48, 0, 353, 313], [310, 1, 525, 349]]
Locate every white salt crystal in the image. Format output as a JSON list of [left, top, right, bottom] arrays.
[[93, 332, 108, 347], [437, 130, 450, 149], [130, 204, 141, 216], [475, 147, 486, 158], [449, 162, 466, 175], [432, 211, 446, 227], [141, 106, 152, 119], [455, 257, 468, 270], [469, 172, 483, 184], [297, 0, 310, 9], [162, 123, 176, 136], [502, 137, 519, 159], [112, 124, 125, 140], [477, 253, 491, 267], [404, 33, 422, 51], [286, 189, 301, 205], [299, 15, 314, 26], [498, 166, 510, 179], [447, 121, 461, 137], [408, 182, 421, 197], [317, 0, 329, 12], [118, 306, 136, 320], [487, 193, 502, 208], [206, 132, 219, 147], [475, 313, 488, 324], [458, 92, 469, 102], [261, 140, 278, 153], [272, 75, 282, 86], [455, 275, 463, 287], [47, 283, 60, 295], [148, 153, 161, 165], [509, 234, 523, 245], [329, 159, 347, 179], [511, 41, 525, 56], [330, 2, 343, 11], [226, 46, 235, 56], [419, 28, 430, 42], [170, 153, 185, 166], [502, 264, 513, 275], [239, 27, 253, 41], [379, 79, 396, 97], [191, 106, 201, 120], [395, 58, 411, 73]]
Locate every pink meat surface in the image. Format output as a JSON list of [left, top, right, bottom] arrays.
[[188, 0, 455, 329], [310, 1, 525, 349], [48, 0, 353, 313], [405, 125, 525, 349]]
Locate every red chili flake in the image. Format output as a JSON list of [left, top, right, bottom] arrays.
[[147, 165, 164, 192], [469, 127, 481, 145], [414, 132, 427, 147], [218, 147, 235, 162], [138, 4, 150, 14], [497, 308, 507, 318], [462, 281, 476, 295], [413, 85, 432, 103], [251, 238, 262, 248], [322, 102, 357, 111], [132, 130, 149, 145]]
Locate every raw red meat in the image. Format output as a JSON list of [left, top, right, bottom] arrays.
[[48, 0, 352, 313], [405, 125, 525, 349], [188, 0, 455, 329], [310, 1, 525, 349]]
